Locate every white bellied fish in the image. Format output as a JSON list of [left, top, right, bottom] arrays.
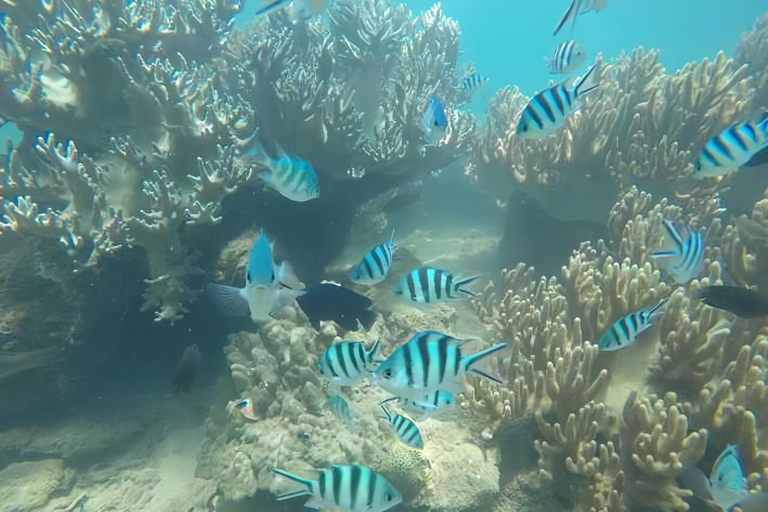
[[650, 219, 705, 284], [251, 142, 320, 202]]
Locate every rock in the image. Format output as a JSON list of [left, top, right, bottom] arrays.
[[0, 459, 70, 511]]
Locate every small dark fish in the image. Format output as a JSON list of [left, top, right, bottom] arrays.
[[296, 281, 377, 331], [171, 344, 201, 393], [697, 286, 768, 319]]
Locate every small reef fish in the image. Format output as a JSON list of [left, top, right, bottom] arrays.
[[381, 390, 457, 416], [170, 344, 201, 393], [253, 0, 292, 16], [372, 330, 507, 400], [327, 393, 354, 422], [393, 267, 480, 304], [251, 141, 320, 202], [546, 40, 587, 74], [350, 230, 396, 285], [597, 299, 667, 351], [692, 117, 768, 178], [553, 0, 608, 36], [207, 230, 302, 322], [649, 219, 705, 284], [297, 281, 378, 331], [421, 97, 448, 134], [380, 404, 424, 449], [318, 339, 381, 386], [272, 464, 403, 512], [461, 70, 489, 95], [226, 398, 260, 421], [696, 285, 768, 319], [735, 215, 768, 245], [516, 63, 600, 139]]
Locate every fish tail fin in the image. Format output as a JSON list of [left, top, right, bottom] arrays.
[[249, 140, 273, 168], [758, 115, 768, 137], [464, 343, 507, 382], [650, 219, 684, 259], [553, 0, 579, 36], [649, 297, 668, 315], [454, 275, 480, 297], [272, 468, 314, 500], [379, 403, 392, 421], [206, 283, 250, 318], [389, 229, 396, 246], [366, 338, 381, 365], [575, 61, 600, 97]]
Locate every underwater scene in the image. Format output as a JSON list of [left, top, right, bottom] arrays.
[[2, 0, 768, 511]]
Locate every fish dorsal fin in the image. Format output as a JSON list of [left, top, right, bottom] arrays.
[[320, 280, 342, 286], [410, 330, 463, 347]]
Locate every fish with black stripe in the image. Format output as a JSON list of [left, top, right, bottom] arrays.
[[553, 0, 608, 36], [393, 267, 480, 304], [380, 404, 424, 449], [317, 339, 381, 386], [380, 390, 456, 416], [650, 219, 705, 284], [546, 40, 587, 74], [272, 464, 402, 512], [350, 231, 396, 285], [692, 116, 768, 179], [371, 330, 507, 400], [598, 299, 667, 351], [516, 62, 600, 139]]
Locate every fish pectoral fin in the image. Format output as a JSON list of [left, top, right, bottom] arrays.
[[271, 289, 305, 314], [206, 284, 250, 318], [257, 170, 274, 185], [276, 489, 312, 501], [275, 260, 305, 290]]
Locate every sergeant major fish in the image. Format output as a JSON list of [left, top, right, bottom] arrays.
[[393, 267, 480, 304], [327, 393, 354, 423], [649, 219, 705, 284], [380, 390, 457, 416], [272, 464, 402, 512], [380, 404, 424, 449], [318, 339, 381, 386], [693, 116, 768, 179], [516, 62, 600, 139], [546, 40, 587, 74], [250, 141, 320, 202], [206, 230, 302, 322], [371, 330, 507, 400], [350, 231, 396, 285], [460, 63, 489, 97], [597, 299, 667, 351]]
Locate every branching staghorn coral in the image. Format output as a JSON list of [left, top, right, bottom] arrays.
[[469, 46, 753, 211], [735, 11, 768, 107]]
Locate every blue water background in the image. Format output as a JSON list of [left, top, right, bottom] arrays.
[[237, 0, 766, 102]]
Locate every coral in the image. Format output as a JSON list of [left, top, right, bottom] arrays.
[[619, 391, 708, 512], [0, 459, 73, 510]]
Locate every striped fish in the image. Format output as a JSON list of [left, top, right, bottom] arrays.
[[693, 117, 768, 178], [393, 267, 480, 304], [350, 231, 396, 285], [317, 339, 380, 386], [461, 72, 489, 94], [371, 330, 507, 400], [251, 141, 320, 202], [380, 405, 424, 449], [516, 62, 599, 139], [546, 40, 587, 74], [272, 464, 402, 512], [598, 299, 667, 351], [380, 390, 456, 416], [328, 393, 354, 423], [553, 0, 608, 36], [650, 219, 705, 284]]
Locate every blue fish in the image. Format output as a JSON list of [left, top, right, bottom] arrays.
[[328, 393, 354, 423], [350, 230, 396, 285], [650, 219, 705, 284], [546, 40, 587, 74], [693, 117, 768, 178], [516, 63, 599, 138], [598, 299, 667, 351], [207, 230, 303, 322], [421, 97, 448, 134], [393, 267, 479, 304], [710, 445, 749, 510], [371, 330, 506, 400], [461, 72, 489, 95], [251, 142, 320, 202], [380, 405, 424, 449]]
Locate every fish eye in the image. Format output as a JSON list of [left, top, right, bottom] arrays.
[[385, 493, 393, 501], [246, 271, 251, 282], [382, 369, 392, 379]]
